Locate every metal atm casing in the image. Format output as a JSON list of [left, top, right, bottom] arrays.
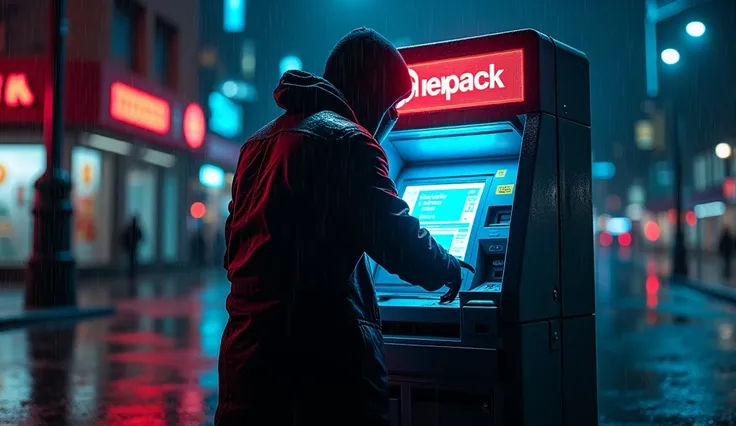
[[374, 29, 598, 426]]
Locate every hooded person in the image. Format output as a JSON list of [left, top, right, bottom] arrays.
[[215, 28, 471, 426]]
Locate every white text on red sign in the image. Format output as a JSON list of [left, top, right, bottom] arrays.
[[397, 49, 525, 115]]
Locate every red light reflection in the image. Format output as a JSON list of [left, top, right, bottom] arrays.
[[646, 275, 659, 309], [646, 275, 660, 294], [617, 232, 632, 247], [644, 221, 660, 241], [666, 209, 676, 225], [646, 259, 658, 276], [599, 232, 613, 247], [685, 210, 697, 226]]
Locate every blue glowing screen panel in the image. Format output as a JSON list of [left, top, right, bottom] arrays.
[[401, 181, 486, 261]]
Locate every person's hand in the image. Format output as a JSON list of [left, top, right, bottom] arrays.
[[439, 259, 475, 304]]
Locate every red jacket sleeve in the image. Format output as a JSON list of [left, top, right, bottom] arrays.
[[340, 134, 460, 291]]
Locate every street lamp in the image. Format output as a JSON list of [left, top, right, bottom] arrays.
[[644, 1, 713, 278], [25, 0, 77, 308], [715, 143, 732, 160], [686, 21, 706, 37], [22, 0, 114, 321], [716, 142, 733, 181], [661, 48, 680, 65]]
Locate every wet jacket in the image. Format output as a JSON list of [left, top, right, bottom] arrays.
[[215, 70, 461, 426]]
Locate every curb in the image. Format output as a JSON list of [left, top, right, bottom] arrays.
[[0, 306, 116, 331], [670, 277, 736, 304]]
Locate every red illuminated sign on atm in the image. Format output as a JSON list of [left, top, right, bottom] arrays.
[[110, 82, 171, 134], [0, 73, 35, 107], [397, 49, 525, 115]]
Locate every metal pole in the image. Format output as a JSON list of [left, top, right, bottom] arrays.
[[725, 155, 732, 178], [25, 0, 76, 308], [645, 0, 660, 98], [670, 103, 689, 277], [647, 0, 690, 277]]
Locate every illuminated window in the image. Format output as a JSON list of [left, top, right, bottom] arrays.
[[112, 0, 143, 72], [224, 0, 246, 33], [154, 17, 178, 90]]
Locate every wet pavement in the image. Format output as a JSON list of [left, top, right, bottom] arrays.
[[643, 249, 736, 289], [0, 251, 735, 425]]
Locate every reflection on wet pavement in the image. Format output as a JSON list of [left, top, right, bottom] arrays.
[[0, 271, 225, 426], [0, 252, 735, 425], [597, 248, 736, 425]]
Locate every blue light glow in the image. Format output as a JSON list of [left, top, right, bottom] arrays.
[[224, 0, 245, 33], [387, 122, 522, 163], [694, 201, 725, 219], [279, 55, 303, 76], [199, 164, 225, 189], [402, 182, 486, 260], [606, 217, 631, 236], [208, 92, 243, 138], [592, 161, 616, 180]]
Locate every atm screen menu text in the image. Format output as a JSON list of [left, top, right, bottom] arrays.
[[401, 182, 486, 261]]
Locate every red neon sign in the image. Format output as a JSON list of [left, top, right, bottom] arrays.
[[397, 49, 525, 115], [110, 82, 171, 134], [0, 73, 35, 107], [183, 103, 205, 149]]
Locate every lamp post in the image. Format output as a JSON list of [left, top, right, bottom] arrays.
[[25, 0, 76, 308], [715, 142, 732, 175], [644, 0, 711, 278]]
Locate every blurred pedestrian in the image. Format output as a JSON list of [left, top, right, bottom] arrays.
[[120, 216, 143, 281], [190, 226, 207, 266], [718, 225, 734, 280]]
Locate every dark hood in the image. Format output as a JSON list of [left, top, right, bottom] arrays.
[[323, 28, 412, 133], [273, 70, 360, 124]]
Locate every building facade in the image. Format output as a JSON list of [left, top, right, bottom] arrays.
[[0, 0, 222, 275]]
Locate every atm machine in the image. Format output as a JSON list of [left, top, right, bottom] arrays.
[[373, 29, 597, 426]]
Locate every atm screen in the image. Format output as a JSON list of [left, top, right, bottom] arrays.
[[401, 181, 486, 261]]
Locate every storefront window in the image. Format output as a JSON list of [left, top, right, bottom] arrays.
[[125, 167, 158, 263], [72, 146, 113, 266], [162, 169, 179, 262], [0, 145, 45, 264]]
